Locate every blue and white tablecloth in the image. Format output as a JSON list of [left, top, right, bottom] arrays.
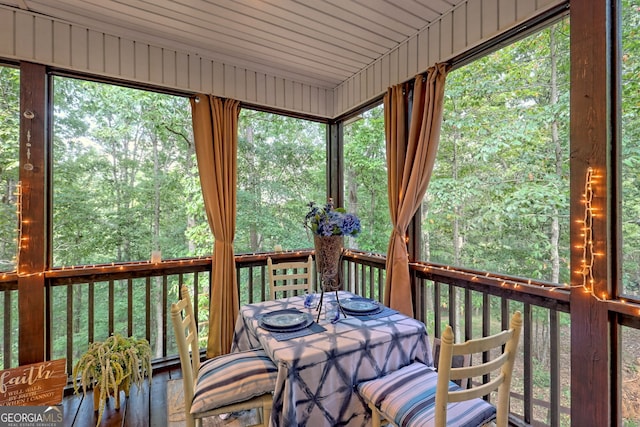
[[231, 291, 433, 427]]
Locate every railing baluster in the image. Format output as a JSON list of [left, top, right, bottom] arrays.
[[108, 279, 114, 334], [145, 276, 151, 344], [550, 308, 560, 426], [449, 285, 457, 338], [3, 290, 11, 369], [434, 281, 441, 339], [66, 283, 73, 375], [194, 272, 200, 328], [127, 278, 133, 337], [464, 289, 472, 342], [248, 266, 255, 303], [524, 303, 533, 424], [88, 281, 94, 344], [162, 275, 168, 357], [368, 265, 374, 300]]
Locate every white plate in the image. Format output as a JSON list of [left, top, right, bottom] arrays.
[[261, 311, 308, 328], [340, 299, 379, 313]]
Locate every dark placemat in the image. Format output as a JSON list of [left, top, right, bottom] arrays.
[[349, 306, 398, 321], [270, 322, 326, 341]]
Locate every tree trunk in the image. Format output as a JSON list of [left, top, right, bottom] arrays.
[[452, 130, 463, 340]]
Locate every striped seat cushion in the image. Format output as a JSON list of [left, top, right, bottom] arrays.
[[357, 362, 496, 427], [191, 349, 278, 414]]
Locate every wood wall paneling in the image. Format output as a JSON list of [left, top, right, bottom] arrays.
[[275, 77, 285, 108], [452, 4, 467, 55], [499, 0, 517, 29], [104, 35, 120, 76], [162, 49, 176, 88], [88, 30, 104, 74], [246, 70, 257, 103], [467, 1, 483, 44], [235, 67, 245, 101], [188, 53, 200, 93], [417, 31, 429, 76], [407, 36, 418, 79], [516, 0, 537, 20], [52, 22, 71, 66], [332, 0, 565, 117], [284, 79, 294, 110], [440, 11, 454, 59], [389, 49, 399, 91], [381, 55, 390, 92], [256, 73, 266, 105], [149, 46, 163, 86], [397, 42, 408, 83], [120, 38, 135, 79], [212, 61, 224, 95], [176, 52, 189, 89], [294, 82, 303, 112], [1, 2, 567, 124], [34, 17, 52, 63], [136, 42, 150, 82], [0, 9, 15, 56], [15, 13, 34, 60], [482, 0, 500, 38], [428, 22, 441, 67]]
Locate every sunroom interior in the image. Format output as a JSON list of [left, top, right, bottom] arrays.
[[0, 0, 637, 426]]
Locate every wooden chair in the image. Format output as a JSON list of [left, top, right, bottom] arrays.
[[171, 285, 277, 427], [267, 255, 314, 299], [358, 311, 522, 427]]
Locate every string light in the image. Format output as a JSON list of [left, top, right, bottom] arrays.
[[15, 181, 23, 274], [574, 167, 605, 301]]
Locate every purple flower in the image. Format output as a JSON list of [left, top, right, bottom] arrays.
[[304, 201, 361, 237], [341, 213, 361, 236]]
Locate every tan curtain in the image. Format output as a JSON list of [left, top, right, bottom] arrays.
[[190, 95, 240, 357], [384, 63, 449, 317]]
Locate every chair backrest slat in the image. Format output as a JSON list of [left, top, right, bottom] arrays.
[[435, 311, 522, 427], [171, 285, 201, 417], [267, 255, 314, 300]]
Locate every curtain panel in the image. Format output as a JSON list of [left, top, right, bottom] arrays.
[[191, 95, 240, 357], [384, 63, 449, 317]]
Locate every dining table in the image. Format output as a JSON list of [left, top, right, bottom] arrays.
[[231, 291, 433, 427]]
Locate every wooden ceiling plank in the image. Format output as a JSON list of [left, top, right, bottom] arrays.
[[128, 0, 377, 65], [29, 0, 361, 76], [338, 0, 431, 30], [168, 0, 388, 57]]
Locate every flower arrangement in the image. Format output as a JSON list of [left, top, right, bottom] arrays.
[[305, 199, 361, 237], [72, 333, 152, 426]]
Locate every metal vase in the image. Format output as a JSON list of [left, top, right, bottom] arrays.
[[313, 235, 344, 291]]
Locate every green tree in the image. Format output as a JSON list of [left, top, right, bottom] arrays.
[[0, 66, 20, 272]]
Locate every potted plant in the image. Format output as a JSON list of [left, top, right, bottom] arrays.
[[305, 199, 361, 290], [72, 333, 152, 426]]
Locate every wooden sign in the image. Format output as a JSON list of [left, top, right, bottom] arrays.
[[0, 359, 67, 406]]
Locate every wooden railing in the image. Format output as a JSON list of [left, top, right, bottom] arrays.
[[2, 250, 576, 426]]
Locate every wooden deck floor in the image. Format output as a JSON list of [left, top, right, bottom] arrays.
[[62, 368, 529, 427], [62, 368, 180, 427]]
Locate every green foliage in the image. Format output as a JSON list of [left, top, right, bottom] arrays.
[[622, 2, 640, 296], [52, 77, 196, 265], [425, 19, 571, 284], [0, 66, 19, 272], [343, 104, 391, 253], [232, 109, 326, 254]]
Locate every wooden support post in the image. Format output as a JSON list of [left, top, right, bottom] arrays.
[[570, 0, 616, 425], [18, 62, 47, 365]]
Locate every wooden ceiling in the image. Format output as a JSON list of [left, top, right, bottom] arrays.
[[1, 0, 464, 88]]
